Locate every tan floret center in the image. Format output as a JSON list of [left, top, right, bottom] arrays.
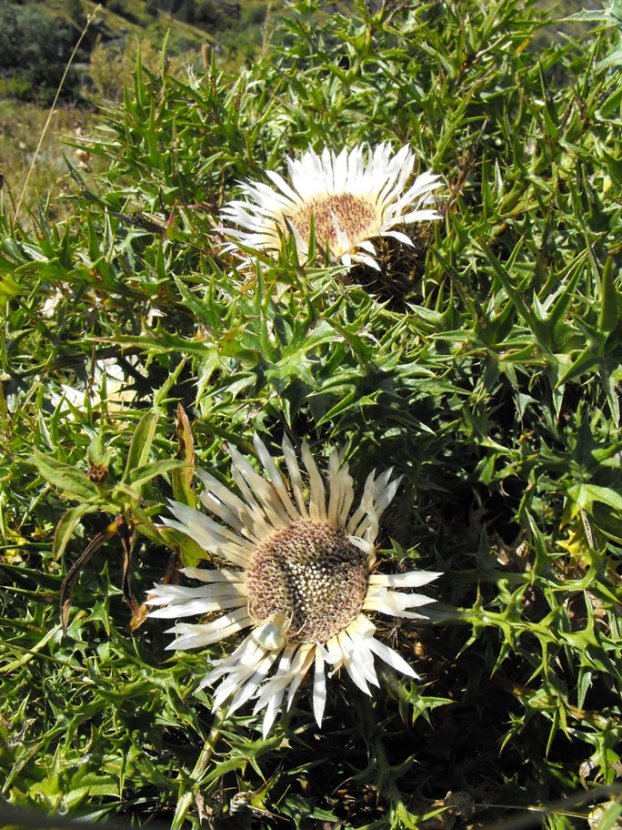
[[287, 194, 378, 254], [246, 520, 369, 644]]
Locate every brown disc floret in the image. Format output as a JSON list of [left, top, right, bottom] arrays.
[[246, 520, 369, 644]]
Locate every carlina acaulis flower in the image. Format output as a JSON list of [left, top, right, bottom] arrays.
[[147, 434, 440, 737], [217, 143, 442, 270]]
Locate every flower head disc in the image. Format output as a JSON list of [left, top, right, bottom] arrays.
[[148, 435, 440, 736], [218, 144, 442, 270], [247, 520, 369, 644]]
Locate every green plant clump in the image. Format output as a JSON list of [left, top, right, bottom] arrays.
[[1, 0, 622, 828]]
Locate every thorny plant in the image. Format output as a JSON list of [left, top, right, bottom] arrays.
[[1, 0, 622, 828]]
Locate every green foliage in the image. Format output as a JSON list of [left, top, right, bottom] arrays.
[[2, 0, 622, 827], [0, 2, 85, 102], [566, 0, 622, 68], [0, 0, 270, 106]]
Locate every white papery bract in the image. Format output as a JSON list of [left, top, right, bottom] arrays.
[[217, 144, 442, 270], [148, 435, 440, 736], [47, 358, 137, 417]]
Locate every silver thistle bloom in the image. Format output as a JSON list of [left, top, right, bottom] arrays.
[[218, 144, 442, 270], [148, 435, 439, 736]]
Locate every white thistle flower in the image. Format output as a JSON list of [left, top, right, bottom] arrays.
[[218, 144, 442, 270], [148, 435, 440, 737], [48, 358, 136, 416]]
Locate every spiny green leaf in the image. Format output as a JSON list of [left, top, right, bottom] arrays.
[[31, 450, 100, 502]]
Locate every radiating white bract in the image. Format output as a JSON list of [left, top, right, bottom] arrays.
[[47, 358, 137, 417], [148, 435, 440, 736], [217, 144, 442, 270]]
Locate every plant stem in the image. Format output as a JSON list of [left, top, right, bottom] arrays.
[[359, 698, 416, 830], [170, 712, 224, 830]]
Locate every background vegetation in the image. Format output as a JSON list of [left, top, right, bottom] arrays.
[[0, 0, 274, 216], [2, 0, 622, 828]]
